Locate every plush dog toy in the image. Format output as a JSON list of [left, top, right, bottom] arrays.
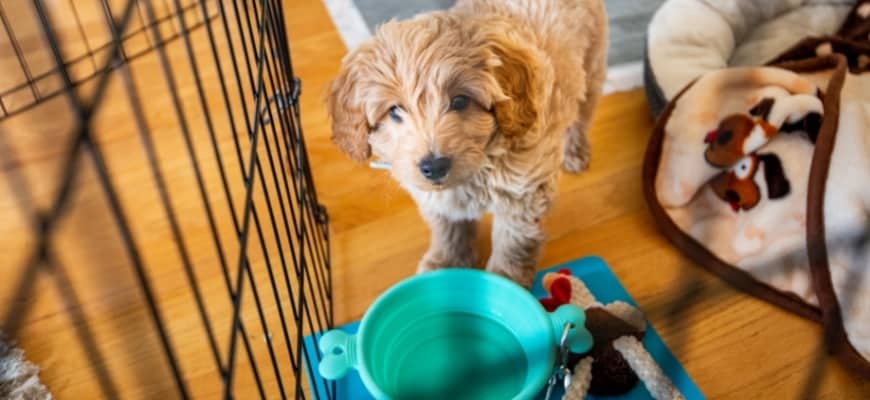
[[709, 152, 791, 212], [702, 93, 820, 213], [703, 93, 823, 168], [540, 270, 683, 400]]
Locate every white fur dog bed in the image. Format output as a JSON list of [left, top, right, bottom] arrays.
[[644, 0, 856, 116]]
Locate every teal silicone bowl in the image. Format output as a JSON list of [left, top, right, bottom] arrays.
[[318, 268, 592, 400]]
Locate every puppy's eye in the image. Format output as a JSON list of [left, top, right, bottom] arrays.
[[388, 105, 403, 123], [449, 95, 471, 111]]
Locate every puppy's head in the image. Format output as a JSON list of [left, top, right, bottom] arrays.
[[326, 13, 539, 191]]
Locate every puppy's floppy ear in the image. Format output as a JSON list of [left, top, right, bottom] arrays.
[[486, 35, 539, 137], [325, 54, 371, 163]]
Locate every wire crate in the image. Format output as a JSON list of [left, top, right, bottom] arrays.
[[0, 0, 333, 398]]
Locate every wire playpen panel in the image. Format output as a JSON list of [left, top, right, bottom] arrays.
[[0, 0, 333, 398]]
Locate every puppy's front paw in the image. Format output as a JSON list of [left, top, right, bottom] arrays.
[[487, 264, 536, 289], [416, 255, 443, 274], [416, 248, 476, 274], [562, 143, 590, 173]]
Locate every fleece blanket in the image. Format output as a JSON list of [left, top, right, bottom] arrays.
[[643, 0, 870, 378]]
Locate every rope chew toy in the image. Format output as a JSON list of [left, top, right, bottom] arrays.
[[540, 269, 684, 400]]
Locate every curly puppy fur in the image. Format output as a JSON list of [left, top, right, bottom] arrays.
[[326, 0, 608, 287]]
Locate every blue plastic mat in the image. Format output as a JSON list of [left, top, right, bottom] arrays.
[[303, 256, 704, 399]]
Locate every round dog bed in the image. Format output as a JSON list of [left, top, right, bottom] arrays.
[[644, 0, 856, 117]]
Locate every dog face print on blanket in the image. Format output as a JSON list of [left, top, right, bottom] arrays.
[[654, 67, 822, 208], [708, 153, 792, 212]]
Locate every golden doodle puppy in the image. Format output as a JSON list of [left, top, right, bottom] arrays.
[[326, 0, 608, 287]]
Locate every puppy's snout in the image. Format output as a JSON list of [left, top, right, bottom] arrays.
[[418, 154, 451, 181]]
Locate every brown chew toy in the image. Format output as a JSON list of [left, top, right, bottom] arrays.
[[580, 308, 644, 395], [540, 269, 684, 399]]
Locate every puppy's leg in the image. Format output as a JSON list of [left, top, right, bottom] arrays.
[[486, 211, 545, 288], [563, 46, 607, 173], [486, 185, 553, 288], [562, 121, 592, 173], [417, 214, 478, 273]]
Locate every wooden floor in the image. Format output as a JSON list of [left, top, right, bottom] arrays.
[[1, 0, 868, 398]]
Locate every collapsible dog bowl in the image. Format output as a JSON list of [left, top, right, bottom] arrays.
[[318, 268, 593, 400]]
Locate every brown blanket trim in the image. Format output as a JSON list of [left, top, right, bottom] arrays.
[[800, 57, 870, 379], [773, 4, 870, 378], [775, 41, 870, 378]]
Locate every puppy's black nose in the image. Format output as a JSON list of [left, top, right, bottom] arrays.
[[419, 155, 451, 181]]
